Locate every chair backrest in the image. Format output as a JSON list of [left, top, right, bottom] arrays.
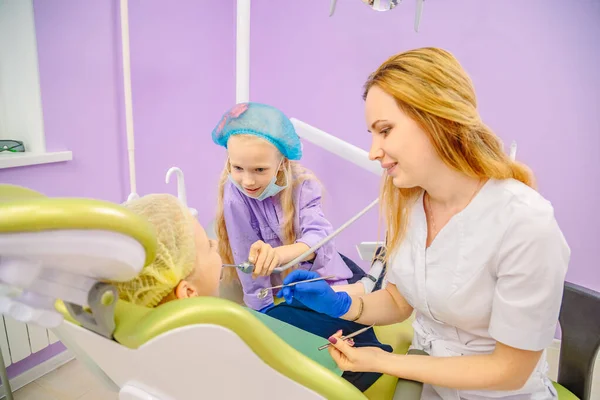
[[557, 281, 600, 400]]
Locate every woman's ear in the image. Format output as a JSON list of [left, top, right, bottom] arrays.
[[174, 280, 199, 299]]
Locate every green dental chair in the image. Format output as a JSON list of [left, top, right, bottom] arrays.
[[0, 184, 418, 400]]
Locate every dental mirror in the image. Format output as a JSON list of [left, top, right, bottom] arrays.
[[256, 275, 336, 300]]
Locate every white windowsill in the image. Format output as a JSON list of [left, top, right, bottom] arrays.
[[0, 151, 72, 169]]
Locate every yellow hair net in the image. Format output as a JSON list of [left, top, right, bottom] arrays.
[[113, 194, 197, 308]]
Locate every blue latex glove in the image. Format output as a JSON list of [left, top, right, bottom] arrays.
[[258, 303, 275, 314], [275, 270, 351, 318]]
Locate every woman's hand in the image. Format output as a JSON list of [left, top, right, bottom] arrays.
[[249, 240, 281, 278], [327, 330, 386, 373], [276, 270, 352, 318]]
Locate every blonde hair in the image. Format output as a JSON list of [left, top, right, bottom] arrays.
[[364, 47, 536, 260], [113, 194, 197, 308], [216, 135, 315, 283]]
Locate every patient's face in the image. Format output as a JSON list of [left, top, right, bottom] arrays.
[[174, 220, 222, 299], [191, 220, 221, 296], [227, 135, 282, 198]]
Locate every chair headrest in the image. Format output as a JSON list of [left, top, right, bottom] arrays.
[[0, 185, 157, 266]]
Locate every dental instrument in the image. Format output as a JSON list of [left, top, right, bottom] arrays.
[[222, 261, 255, 274], [318, 324, 376, 351], [220, 198, 379, 276], [256, 275, 336, 299], [274, 198, 379, 273]]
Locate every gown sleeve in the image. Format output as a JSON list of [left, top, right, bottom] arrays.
[[488, 206, 570, 351]]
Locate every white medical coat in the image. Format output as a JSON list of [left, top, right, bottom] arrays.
[[387, 179, 570, 400]]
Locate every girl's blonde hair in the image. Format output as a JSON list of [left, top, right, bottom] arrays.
[[216, 135, 315, 283], [364, 47, 536, 260]]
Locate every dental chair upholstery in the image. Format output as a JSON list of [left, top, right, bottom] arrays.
[[0, 184, 418, 400]]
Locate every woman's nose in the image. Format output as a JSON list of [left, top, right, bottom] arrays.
[[369, 144, 384, 161]]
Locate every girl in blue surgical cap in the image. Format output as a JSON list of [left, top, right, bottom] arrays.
[[212, 102, 384, 312]]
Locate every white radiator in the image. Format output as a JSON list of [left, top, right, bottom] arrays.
[[0, 315, 58, 367]]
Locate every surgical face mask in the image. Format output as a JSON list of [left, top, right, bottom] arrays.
[[228, 159, 288, 201]]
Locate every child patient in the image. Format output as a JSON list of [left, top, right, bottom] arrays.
[[113, 193, 222, 308], [113, 193, 391, 392]]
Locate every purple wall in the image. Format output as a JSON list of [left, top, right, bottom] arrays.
[[0, 0, 234, 222], [1, 0, 234, 380], [126, 0, 234, 216], [0, 0, 127, 201], [250, 0, 600, 290]]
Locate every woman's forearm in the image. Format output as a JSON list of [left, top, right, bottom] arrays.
[[375, 350, 538, 392], [341, 285, 413, 326], [275, 243, 315, 264], [332, 282, 366, 296]]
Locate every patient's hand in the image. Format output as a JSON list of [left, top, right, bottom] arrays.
[[249, 240, 281, 278]]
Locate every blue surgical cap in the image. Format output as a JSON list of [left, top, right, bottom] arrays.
[[211, 102, 303, 160]]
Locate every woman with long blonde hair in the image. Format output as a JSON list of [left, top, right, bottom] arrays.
[[212, 102, 377, 312], [277, 48, 569, 399]]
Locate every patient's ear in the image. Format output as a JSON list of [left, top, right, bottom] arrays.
[[174, 280, 199, 299]]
